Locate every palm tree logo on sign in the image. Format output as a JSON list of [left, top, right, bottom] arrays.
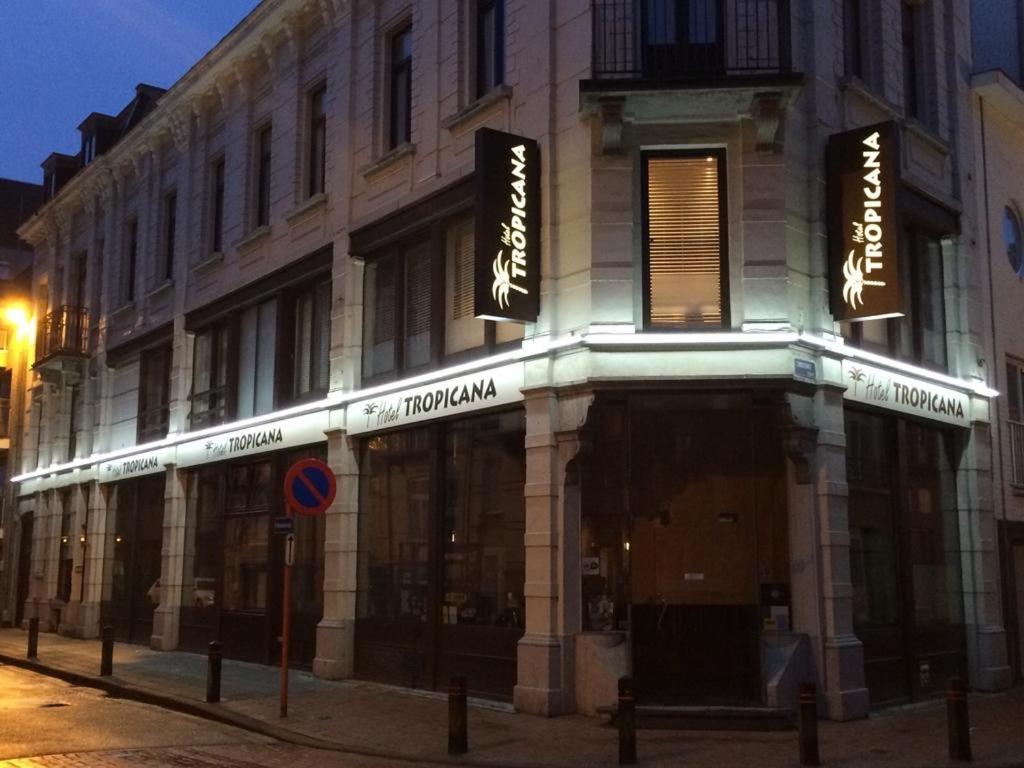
[[842, 250, 886, 310]]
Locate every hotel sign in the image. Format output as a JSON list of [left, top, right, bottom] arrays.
[[827, 122, 901, 322], [842, 359, 970, 427], [474, 128, 540, 323], [346, 362, 524, 435], [176, 410, 329, 468], [99, 448, 169, 483]]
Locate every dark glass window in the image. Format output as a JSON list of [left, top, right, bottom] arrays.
[[124, 218, 138, 303], [163, 190, 177, 281], [223, 461, 271, 612], [643, 151, 728, 328], [844, 0, 865, 78], [57, 490, 73, 602], [476, 0, 504, 98], [389, 25, 412, 148], [255, 125, 273, 228], [1005, 207, 1023, 275], [190, 323, 229, 429], [211, 157, 226, 254], [138, 345, 172, 442], [236, 299, 277, 419], [902, 1, 921, 120], [309, 85, 327, 197]]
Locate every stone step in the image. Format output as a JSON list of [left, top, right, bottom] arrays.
[[600, 704, 796, 731]]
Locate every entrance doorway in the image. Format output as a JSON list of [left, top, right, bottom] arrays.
[[618, 398, 787, 705], [103, 476, 165, 644], [15, 512, 33, 625]]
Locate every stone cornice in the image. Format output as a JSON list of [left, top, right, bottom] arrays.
[[18, 0, 342, 247]]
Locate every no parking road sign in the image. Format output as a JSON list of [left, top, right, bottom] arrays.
[[283, 458, 336, 517]]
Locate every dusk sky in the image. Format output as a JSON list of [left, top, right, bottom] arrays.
[[0, 0, 260, 184]]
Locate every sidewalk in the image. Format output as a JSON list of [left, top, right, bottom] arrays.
[[0, 628, 1022, 768]]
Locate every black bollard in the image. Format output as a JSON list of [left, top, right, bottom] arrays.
[[946, 677, 972, 762], [27, 617, 38, 660], [448, 675, 468, 755], [618, 676, 637, 766], [207, 641, 223, 703], [100, 625, 113, 677], [798, 681, 820, 766]]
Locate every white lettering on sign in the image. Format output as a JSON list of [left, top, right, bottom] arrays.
[[842, 130, 887, 310], [491, 143, 530, 309], [842, 359, 970, 427], [347, 362, 524, 435], [176, 410, 329, 468]]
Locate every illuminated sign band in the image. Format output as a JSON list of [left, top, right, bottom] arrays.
[[474, 128, 540, 323], [842, 359, 970, 427], [827, 122, 901, 322], [346, 362, 524, 435]]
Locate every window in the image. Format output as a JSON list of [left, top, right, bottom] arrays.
[[236, 299, 277, 419], [57, 490, 73, 602], [123, 218, 138, 303], [83, 134, 96, 165], [389, 25, 412, 148], [445, 217, 483, 353], [71, 252, 87, 308], [138, 345, 171, 442], [190, 323, 229, 429], [308, 85, 327, 198], [210, 157, 226, 254], [223, 461, 271, 612], [843, 0, 866, 79], [475, 0, 504, 98], [291, 279, 331, 400], [1007, 360, 1024, 486], [254, 125, 273, 228], [1005, 206, 1023, 275], [843, 224, 946, 370], [162, 190, 177, 282], [901, 1, 923, 120], [643, 151, 728, 328]]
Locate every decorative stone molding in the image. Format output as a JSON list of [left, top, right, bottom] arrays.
[[598, 98, 625, 155], [750, 91, 786, 153]]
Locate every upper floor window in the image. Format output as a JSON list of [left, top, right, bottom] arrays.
[[237, 299, 277, 419], [162, 190, 177, 282], [308, 84, 327, 198], [290, 279, 331, 400], [475, 0, 504, 98], [138, 345, 171, 442], [210, 157, 226, 254], [255, 125, 273, 228], [1006, 359, 1024, 487], [361, 213, 522, 384], [642, 150, 728, 329], [901, 1, 924, 121], [1004, 206, 1023, 276], [389, 24, 412, 148], [83, 133, 97, 165], [191, 322, 229, 430], [843, 0, 867, 79], [123, 217, 138, 304]]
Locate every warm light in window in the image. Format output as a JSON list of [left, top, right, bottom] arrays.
[[2, 303, 32, 339]]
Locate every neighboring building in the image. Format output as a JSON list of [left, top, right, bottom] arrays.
[[0, 177, 41, 627], [6, 0, 1013, 721], [970, 0, 1024, 686]]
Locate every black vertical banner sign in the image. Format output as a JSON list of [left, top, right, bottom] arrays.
[[827, 121, 902, 322], [474, 128, 540, 322]]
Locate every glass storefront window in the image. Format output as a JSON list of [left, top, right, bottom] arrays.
[[223, 514, 269, 611]]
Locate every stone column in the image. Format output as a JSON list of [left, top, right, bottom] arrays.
[[152, 466, 187, 650], [77, 480, 107, 638], [514, 388, 591, 716], [314, 425, 358, 679], [958, 422, 1012, 690], [812, 386, 869, 720]]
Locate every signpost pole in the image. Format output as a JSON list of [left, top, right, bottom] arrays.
[[280, 506, 293, 718]]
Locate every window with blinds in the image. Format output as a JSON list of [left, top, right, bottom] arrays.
[[644, 152, 727, 328], [405, 243, 433, 368], [446, 217, 484, 354]]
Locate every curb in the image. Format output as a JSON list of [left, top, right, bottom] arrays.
[[0, 651, 548, 768]]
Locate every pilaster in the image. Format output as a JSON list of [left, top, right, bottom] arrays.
[[152, 466, 186, 650]]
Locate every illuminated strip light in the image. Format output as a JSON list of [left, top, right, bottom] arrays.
[[583, 331, 801, 347], [11, 334, 580, 485]]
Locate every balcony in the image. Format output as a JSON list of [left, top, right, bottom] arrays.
[[583, 1, 801, 149], [34, 305, 89, 381]]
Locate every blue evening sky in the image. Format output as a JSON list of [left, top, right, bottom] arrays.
[[0, 0, 260, 184]]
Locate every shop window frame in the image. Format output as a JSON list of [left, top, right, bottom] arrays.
[[138, 344, 172, 443], [640, 148, 731, 331]]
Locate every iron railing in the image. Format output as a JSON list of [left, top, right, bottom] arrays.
[[36, 305, 89, 363], [1010, 420, 1024, 487], [592, 0, 791, 80]]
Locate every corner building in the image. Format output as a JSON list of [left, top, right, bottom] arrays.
[[8, 0, 1013, 720]]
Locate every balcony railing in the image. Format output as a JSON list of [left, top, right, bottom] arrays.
[[1010, 420, 1024, 488], [36, 305, 89, 364], [592, 0, 791, 81]]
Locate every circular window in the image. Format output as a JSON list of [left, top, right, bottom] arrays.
[[1005, 206, 1023, 275]]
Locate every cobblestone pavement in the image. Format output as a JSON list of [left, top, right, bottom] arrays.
[[1, 630, 1023, 767]]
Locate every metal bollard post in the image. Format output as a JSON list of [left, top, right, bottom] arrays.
[[946, 677, 972, 762], [27, 617, 39, 659], [798, 681, 820, 766], [448, 675, 468, 755], [618, 675, 637, 766], [100, 625, 113, 677], [206, 641, 222, 703]]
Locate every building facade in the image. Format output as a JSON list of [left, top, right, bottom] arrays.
[[5, 0, 1015, 720]]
